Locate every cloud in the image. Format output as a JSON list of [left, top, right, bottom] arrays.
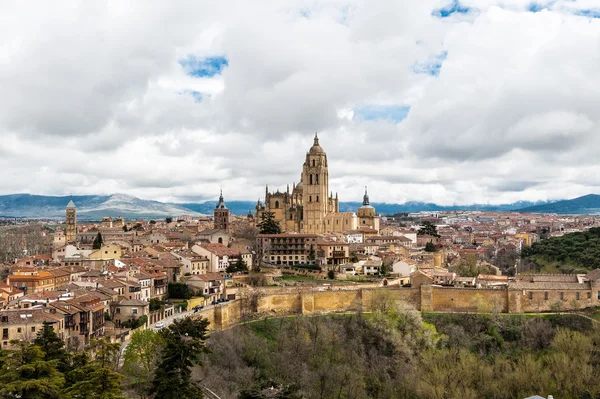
[[0, 0, 599, 206]]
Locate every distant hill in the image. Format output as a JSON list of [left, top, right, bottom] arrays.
[[0, 194, 202, 220], [516, 194, 600, 214], [0, 193, 562, 220]]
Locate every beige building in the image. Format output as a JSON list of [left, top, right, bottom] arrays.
[[1, 308, 64, 348], [256, 134, 379, 234]]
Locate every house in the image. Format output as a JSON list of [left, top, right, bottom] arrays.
[[0, 282, 24, 306], [196, 229, 231, 246], [6, 269, 55, 294], [0, 308, 64, 349], [192, 243, 252, 273], [316, 240, 350, 266], [362, 259, 383, 275], [111, 298, 149, 328], [476, 274, 508, 288], [184, 273, 225, 303], [171, 250, 209, 275]]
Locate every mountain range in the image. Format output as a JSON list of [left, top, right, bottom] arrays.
[[0, 193, 598, 220]]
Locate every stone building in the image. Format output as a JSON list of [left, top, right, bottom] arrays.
[[256, 134, 380, 234], [66, 199, 77, 244], [214, 190, 231, 233]]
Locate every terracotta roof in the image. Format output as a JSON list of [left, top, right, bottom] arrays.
[[0, 308, 63, 324]]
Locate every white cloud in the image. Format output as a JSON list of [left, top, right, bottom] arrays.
[[0, 0, 599, 206]]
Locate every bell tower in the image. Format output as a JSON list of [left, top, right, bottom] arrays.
[[302, 133, 329, 233], [214, 190, 231, 233], [65, 198, 77, 244]]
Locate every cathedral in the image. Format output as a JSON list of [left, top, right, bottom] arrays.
[[255, 134, 380, 234]]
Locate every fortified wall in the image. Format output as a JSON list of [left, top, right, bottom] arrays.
[[194, 284, 598, 330]]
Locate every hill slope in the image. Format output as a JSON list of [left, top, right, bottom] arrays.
[[516, 194, 600, 214], [0, 194, 201, 219]]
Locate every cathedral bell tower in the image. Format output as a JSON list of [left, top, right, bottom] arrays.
[[65, 198, 77, 244], [214, 190, 231, 233], [302, 133, 329, 233]]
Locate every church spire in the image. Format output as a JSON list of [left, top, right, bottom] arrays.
[[314, 132, 319, 146], [216, 189, 227, 209], [363, 186, 370, 206]]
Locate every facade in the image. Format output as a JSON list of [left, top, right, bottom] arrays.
[[256, 134, 378, 234], [256, 234, 319, 266], [357, 187, 380, 232], [214, 191, 231, 233], [66, 199, 77, 244], [0, 308, 63, 348]]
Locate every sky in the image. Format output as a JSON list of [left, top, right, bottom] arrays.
[[0, 0, 599, 206]]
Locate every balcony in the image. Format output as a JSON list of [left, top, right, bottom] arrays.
[[128, 286, 141, 293]]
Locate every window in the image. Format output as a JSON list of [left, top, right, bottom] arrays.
[[1, 316, 7, 322], [275, 200, 279, 209], [560, 292, 564, 301], [544, 292, 548, 300], [2, 328, 7, 339], [312, 160, 315, 167], [316, 196, 319, 203], [309, 175, 313, 185], [576, 292, 580, 300], [588, 292, 592, 299], [309, 196, 312, 203], [116, 308, 120, 314], [315, 175, 319, 184], [17, 328, 21, 333], [132, 308, 138, 315], [31, 326, 35, 333], [528, 292, 533, 300]]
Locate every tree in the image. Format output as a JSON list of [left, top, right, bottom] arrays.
[[149, 220, 156, 225], [226, 258, 248, 274], [424, 241, 436, 252], [34, 322, 69, 371], [0, 341, 65, 399], [257, 212, 281, 234], [122, 329, 165, 397], [122, 225, 128, 232], [327, 270, 335, 279], [92, 232, 104, 250], [308, 244, 316, 264], [64, 338, 124, 399], [151, 317, 210, 399], [165, 217, 173, 224], [418, 221, 440, 238]]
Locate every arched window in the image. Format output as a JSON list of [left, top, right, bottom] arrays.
[[316, 195, 319, 202], [362, 220, 366, 224], [312, 159, 315, 167], [275, 200, 279, 208], [309, 196, 312, 202], [309, 174, 313, 185], [315, 174, 319, 184], [218, 237, 223, 244]]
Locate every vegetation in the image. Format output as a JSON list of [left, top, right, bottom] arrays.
[[92, 232, 104, 250], [226, 258, 248, 274], [417, 221, 439, 238], [521, 227, 600, 270], [121, 315, 148, 330], [449, 254, 497, 277], [168, 282, 194, 299], [0, 326, 125, 399], [424, 241, 436, 252], [0, 224, 49, 262], [257, 211, 281, 234], [197, 305, 600, 399]]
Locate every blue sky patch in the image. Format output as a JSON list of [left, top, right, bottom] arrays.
[[179, 90, 204, 103], [432, 0, 471, 18], [527, 3, 544, 12], [413, 51, 447, 76], [576, 8, 600, 18], [354, 105, 410, 123], [179, 55, 228, 78]]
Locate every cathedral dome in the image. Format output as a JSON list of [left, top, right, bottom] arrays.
[[309, 133, 325, 155]]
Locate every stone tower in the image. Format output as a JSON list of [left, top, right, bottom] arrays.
[[214, 190, 231, 233], [65, 198, 77, 244], [358, 187, 380, 233], [302, 133, 329, 233]]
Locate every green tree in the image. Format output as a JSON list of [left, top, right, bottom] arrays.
[[34, 322, 69, 371], [257, 212, 281, 234], [227, 258, 248, 274], [166, 217, 173, 224], [149, 220, 156, 225], [418, 221, 440, 238], [0, 340, 65, 399], [122, 225, 128, 232], [151, 317, 210, 399], [92, 232, 104, 250], [424, 241, 436, 252], [308, 244, 316, 264], [123, 329, 165, 397], [64, 338, 124, 399], [327, 270, 335, 279]]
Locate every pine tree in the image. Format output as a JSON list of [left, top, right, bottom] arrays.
[[257, 212, 281, 234], [0, 341, 65, 398], [92, 232, 104, 250], [151, 317, 209, 399], [34, 321, 69, 371]]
